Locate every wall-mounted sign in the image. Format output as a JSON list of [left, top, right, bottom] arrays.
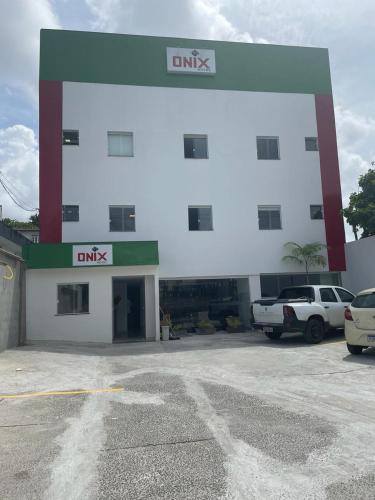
[[72, 244, 113, 266], [166, 47, 216, 75]]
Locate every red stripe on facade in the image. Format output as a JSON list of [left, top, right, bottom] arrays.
[[315, 94, 346, 271], [39, 80, 62, 243]]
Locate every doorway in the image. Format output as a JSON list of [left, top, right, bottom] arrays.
[[112, 277, 145, 342]]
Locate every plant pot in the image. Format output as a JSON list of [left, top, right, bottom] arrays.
[[161, 325, 170, 341]]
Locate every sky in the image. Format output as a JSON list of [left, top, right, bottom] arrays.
[[0, 0, 374, 240]]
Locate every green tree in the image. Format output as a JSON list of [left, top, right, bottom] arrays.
[[282, 242, 327, 284], [2, 213, 39, 229], [342, 168, 375, 240]]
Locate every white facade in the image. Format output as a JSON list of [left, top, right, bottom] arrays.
[[61, 82, 328, 281], [26, 265, 159, 343]]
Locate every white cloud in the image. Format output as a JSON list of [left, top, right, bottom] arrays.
[[85, 0, 255, 41], [0, 0, 59, 106], [0, 125, 38, 221]]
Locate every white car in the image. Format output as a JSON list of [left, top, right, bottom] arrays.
[[345, 288, 375, 355]]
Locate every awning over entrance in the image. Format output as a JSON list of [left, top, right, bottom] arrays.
[[22, 241, 159, 269]]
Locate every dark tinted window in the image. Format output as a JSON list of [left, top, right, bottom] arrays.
[[305, 137, 319, 151], [335, 288, 354, 303], [256, 137, 279, 160], [57, 284, 88, 314], [310, 205, 324, 220], [258, 206, 281, 230], [352, 293, 375, 308], [109, 206, 135, 232], [188, 206, 213, 231], [278, 287, 315, 300], [63, 130, 79, 145], [320, 288, 337, 302], [184, 136, 208, 159], [62, 205, 79, 222]]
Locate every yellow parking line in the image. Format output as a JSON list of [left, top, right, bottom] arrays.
[[0, 387, 124, 399]]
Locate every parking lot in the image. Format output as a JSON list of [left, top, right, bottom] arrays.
[[1, 330, 375, 499]]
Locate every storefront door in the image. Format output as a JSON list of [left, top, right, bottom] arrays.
[[113, 277, 145, 341]]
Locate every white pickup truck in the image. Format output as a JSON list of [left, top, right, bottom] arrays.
[[252, 285, 355, 343]]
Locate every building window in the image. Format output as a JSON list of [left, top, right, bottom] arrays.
[[31, 234, 39, 244], [62, 205, 79, 222], [63, 130, 79, 146], [310, 205, 324, 220], [258, 206, 281, 230], [57, 284, 89, 315], [188, 206, 213, 231], [109, 205, 135, 232], [184, 135, 208, 159], [305, 137, 319, 151], [256, 137, 280, 160], [108, 132, 134, 157]]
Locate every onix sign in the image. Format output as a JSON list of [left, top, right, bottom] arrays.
[[166, 47, 216, 75], [73, 245, 113, 267]]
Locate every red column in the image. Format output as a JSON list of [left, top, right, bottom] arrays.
[[315, 94, 346, 271], [39, 80, 62, 243]]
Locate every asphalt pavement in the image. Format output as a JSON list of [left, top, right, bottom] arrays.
[[1, 331, 375, 499]]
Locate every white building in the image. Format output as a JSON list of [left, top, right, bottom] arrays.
[[24, 30, 346, 343]]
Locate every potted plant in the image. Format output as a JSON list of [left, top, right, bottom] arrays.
[[196, 320, 216, 335], [173, 323, 188, 336], [225, 316, 244, 333], [160, 318, 170, 341]]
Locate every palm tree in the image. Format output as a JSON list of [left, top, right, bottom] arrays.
[[282, 242, 327, 284]]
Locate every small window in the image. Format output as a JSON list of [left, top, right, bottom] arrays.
[[62, 205, 79, 222], [256, 137, 280, 160], [63, 130, 79, 146], [258, 206, 281, 230], [352, 293, 375, 309], [108, 132, 134, 157], [305, 137, 319, 151], [109, 205, 135, 232], [57, 284, 89, 315], [184, 135, 208, 159], [188, 206, 213, 231], [335, 288, 354, 303], [320, 288, 337, 302], [310, 205, 324, 220]]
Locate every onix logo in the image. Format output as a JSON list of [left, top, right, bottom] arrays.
[[77, 246, 107, 263], [172, 48, 210, 70]]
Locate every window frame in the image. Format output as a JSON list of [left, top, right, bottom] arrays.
[[258, 205, 282, 230], [305, 137, 319, 151], [62, 205, 79, 222], [310, 205, 324, 220], [62, 130, 79, 146], [335, 287, 354, 303], [319, 287, 338, 303], [188, 205, 213, 231], [183, 134, 209, 159], [109, 205, 136, 232], [256, 136, 280, 160], [107, 131, 134, 157], [56, 283, 89, 315]]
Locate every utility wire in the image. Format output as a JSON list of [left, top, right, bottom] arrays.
[[0, 172, 38, 212]]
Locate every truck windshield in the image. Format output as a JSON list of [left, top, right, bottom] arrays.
[[278, 287, 315, 301]]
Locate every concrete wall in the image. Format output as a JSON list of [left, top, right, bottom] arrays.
[[61, 82, 328, 278], [26, 265, 159, 343], [342, 236, 375, 294], [0, 249, 25, 351]]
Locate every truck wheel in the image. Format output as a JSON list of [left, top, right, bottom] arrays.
[[347, 343, 363, 355], [265, 332, 282, 340], [304, 318, 324, 344]]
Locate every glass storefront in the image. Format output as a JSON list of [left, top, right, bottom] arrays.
[[260, 272, 341, 298], [159, 278, 250, 329]]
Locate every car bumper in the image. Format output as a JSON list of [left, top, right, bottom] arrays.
[[345, 320, 375, 347]]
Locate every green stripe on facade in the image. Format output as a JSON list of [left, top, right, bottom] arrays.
[[23, 241, 159, 269], [40, 30, 332, 95]]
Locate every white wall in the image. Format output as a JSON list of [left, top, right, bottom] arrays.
[[62, 82, 328, 279], [26, 265, 158, 343], [342, 236, 375, 294]]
